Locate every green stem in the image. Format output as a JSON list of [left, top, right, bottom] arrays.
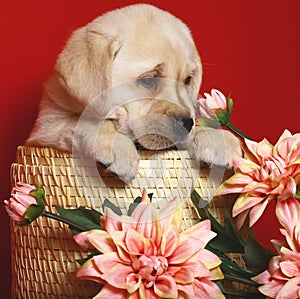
[[224, 274, 259, 287], [225, 122, 252, 140], [42, 211, 86, 232]]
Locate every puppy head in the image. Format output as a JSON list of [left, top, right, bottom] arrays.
[[55, 4, 202, 149]]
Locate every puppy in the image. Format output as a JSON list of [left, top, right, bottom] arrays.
[[26, 4, 241, 182]]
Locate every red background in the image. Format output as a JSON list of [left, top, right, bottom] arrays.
[[1, 1, 299, 297]]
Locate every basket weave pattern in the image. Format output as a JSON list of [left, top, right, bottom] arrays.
[[10, 146, 241, 299]]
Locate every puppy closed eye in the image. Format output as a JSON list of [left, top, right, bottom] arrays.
[[184, 75, 193, 86], [138, 76, 159, 89]]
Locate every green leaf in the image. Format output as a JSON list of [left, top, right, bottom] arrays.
[[76, 250, 99, 265], [23, 183, 45, 223], [190, 189, 210, 219], [29, 185, 45, 207], [208, 230, 244, 253], [55, 206, 103, 234], [207, 245, 254, 279], [102, 199, 123, 216], [24, 204, 44, 223], [216, 109, 231, 126], [227, 97, 234, 114], [191, 189, 224, 234], [191, 189, 244, 253], [223, 210, 246, 249], [243, 230, 274, 273]]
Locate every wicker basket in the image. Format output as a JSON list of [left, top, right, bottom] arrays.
[[10, 145, 242, 299]]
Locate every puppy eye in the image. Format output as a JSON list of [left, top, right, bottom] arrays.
[[138, 76, 158, 89], [184, 76, 192, 86]]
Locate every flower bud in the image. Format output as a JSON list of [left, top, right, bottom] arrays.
[[4, 182, 45, 226], [197, 88, 232, 126]]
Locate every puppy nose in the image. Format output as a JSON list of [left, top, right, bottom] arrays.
[[174, 118, 194, 136], [179, 118, 194, 132]]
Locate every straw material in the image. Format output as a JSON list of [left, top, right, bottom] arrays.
[[10, 145, 246, 298]]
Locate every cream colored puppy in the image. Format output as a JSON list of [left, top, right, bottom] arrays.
[[26, 4, 241, 182]]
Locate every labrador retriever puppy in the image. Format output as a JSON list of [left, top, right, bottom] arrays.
[[26, 4, 241, 182]]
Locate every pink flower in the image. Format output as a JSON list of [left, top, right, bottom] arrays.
[[252, 199, 300, 298], [274, 199, 300, 253], [253, 247, 300, 299], [215, 130, 300, 229], [74, 190, 225, 299], [4, 182, 37, 224], [198, 89, 228, 119]]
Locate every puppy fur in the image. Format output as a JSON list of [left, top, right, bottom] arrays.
[[26, 4, 241, 182]]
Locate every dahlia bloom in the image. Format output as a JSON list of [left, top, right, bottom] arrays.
[[215, 129, 300, 229], [74, 191, 224, 298], [252, 199, 300, 298], [4, 182, 37, 224]]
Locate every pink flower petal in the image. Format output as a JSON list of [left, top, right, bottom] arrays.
[[277, 276, 300, 299], [126, 273, 141, 294], [160, 225, 179, 257], [243, 139, 260, 163], [252, 270, 272, 285], [86, 230, 117, 253], [257, 279, 285, 298], [233, 157, 259, 174], [93, 252, 125, 274], [276, 198, 300, 236], [13, 182, 35, 194], [177, 283, 195, 297], [144, 287, 157, 299], [110, 231, 132, 263], [280, 260, 299, 278], [101, 264, 133, 289], [256, 138, 273, 159], [275, 129, 293, 149], [197, 249, 222, 270], [277, 177, 297, 200], [13, 193, 37, 206], [194, 277, 225, 299], [94, 284, 128, 299], [232, 194, 266, 217], [135, 204, 160, 243], [172, 268, 194, 284], [249, 199, 269, 227], [236, 210, 249, 230], [168, 236, 211, 264], [159, 196, 183, 231], [210, 267, 224, 281], [125, 228, 156, 256], [214, 182, 245, 196], [75, 258, 103, 283], [154, 274, 178, 298], [211, 89, 227, 110], [73, 231, 93, 250], [130, 202, 151, 222], [175, 260, 210, 279], [104, 208, 123, 234]]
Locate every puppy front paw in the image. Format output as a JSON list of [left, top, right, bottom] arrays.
[[189, 127, 242, 168], [96, 137, 139, 183]]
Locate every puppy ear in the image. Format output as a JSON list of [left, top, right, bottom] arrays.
[[55, 25, 120, 104]]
